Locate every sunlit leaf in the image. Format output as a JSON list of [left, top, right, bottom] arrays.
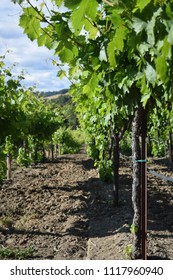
[[71, 0, 98, 35], [59, 48, 74, 63], [155, 56, 167, 82], [132, 17, 147, 34], [54, 0, 64, 8], [145, 63, 156, 84], [114, 25, 126, 51], [107, 40, 116, 68], [168, 24, 173, 45], [134, 0, 151, 12]]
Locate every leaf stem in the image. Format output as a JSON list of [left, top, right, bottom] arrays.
[[102, 0, 114, 7]]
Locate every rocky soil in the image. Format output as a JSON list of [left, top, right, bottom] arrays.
[[0, 150, 172, 260]]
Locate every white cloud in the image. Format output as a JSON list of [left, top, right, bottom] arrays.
[[0, 0, 70, 92]]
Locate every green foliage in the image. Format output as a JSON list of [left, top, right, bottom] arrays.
[[70, 129, 85, 146], [86, 139, 99, 161], [71, 0, 98, 36], [150, 141, 165, 157], [134, 0, 151, 12], [11, 0, 24, 4], [63, 103, 79, 129], [16, 147, 32, 167], [11, 0, 173, 261], [130, 223, 139, 234], [46, 94, 79, 129], [10, 0, 173, 162], [0, 56, 64, 172], [120, 132, 132, 155], [96, 159, 113, 182], [51, 95, 71, 106], [3, 136, 16, 157], [27, 136, 45, 164], [0, 149, 6, 184], [123, 244, 132, 259], [0, 247, 34, 260], [148, 106, 170, 157], [52, 128, 82, 154]]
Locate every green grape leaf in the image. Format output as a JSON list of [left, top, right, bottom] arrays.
[[146, 8, 162, 46], [114, 25, 126, 51], [83, 84, 91, 94], [166, 3, 173, 20], [134, 0, 151, 12], [89, 73, 99, 91], [57, 70, 66, 79], [141, 92, 151, 107], [58, 48, 74, 63], [168, 24, 173, 45], [132, 17, 147, 34], [162, 37, 171, 59], [107, 40, 116, 68], [37, 34, 47, 47], [84, 19, 98, 39], [54, 0, 64, 8], [64, 0, 82, 9], [19, 8, 42, 41], [111, 10, 123, 26], [155, 56, 167, 82], [71, 0, 98, 35], [145, 63, 156, 84]]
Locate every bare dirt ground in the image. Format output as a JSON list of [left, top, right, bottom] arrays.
[[0, 149, 173, 260]]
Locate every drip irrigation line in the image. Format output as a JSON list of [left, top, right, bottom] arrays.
[[148, 169, 173, 183], [120, 153, 173, 183]]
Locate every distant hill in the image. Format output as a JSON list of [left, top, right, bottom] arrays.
[[35, 88, 68, 98]]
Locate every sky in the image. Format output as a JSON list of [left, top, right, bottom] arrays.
[[0, 0, 70, 92]]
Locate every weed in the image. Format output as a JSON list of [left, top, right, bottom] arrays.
[[0, 247, 34, 260], [123, 244, 132, 259], [130, 223, 138, 234]]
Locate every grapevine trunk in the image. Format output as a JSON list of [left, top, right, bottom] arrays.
[[131, 105, 142, 259]]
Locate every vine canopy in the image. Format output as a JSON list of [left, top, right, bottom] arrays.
[[11, 0, 173, 108]]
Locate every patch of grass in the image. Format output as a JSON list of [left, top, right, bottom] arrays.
[[0, 247, 34, 260]]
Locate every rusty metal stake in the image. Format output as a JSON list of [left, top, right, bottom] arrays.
[[141, 110, 147, 260]]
